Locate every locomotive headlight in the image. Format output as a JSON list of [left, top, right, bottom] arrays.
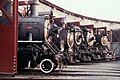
[[75, 32, 82, 45], [101, 36, 108, 46], [67, 32, 74, 49], [60, 29, 74, 49], [86, 31, 96, 46]]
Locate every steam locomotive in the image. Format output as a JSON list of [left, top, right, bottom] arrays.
[[17, 3, 113, 74]]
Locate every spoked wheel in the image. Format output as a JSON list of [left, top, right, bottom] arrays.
[[40, 59, 54, 74]]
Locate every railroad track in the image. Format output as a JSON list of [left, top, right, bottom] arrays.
[[1, 60, 120, 80]]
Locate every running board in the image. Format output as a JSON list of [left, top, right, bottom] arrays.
[[18, 41, 43, 43]]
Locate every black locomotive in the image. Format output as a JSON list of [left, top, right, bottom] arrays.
[[17, 3, 65, 74]]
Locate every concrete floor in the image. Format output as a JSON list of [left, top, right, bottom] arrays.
[[1, 60, 120, 80]]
